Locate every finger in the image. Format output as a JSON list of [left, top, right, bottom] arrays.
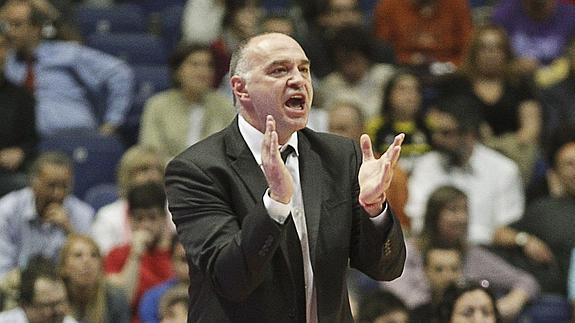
[[360, 134, 375, 162]]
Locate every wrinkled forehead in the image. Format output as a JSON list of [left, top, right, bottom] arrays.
[[245, 33, 309, 66]]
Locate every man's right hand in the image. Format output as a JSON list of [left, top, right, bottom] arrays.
[[261, 115, 293, 204], [131, 230, 153, 258]]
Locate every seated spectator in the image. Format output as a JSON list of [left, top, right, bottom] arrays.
[[58, 234, 130, 323], [105, 182, 173, 321], [410, 245, 464, 321], [139, 44, 236, 163], [366, 69, 431, 172], [0, 255, 77, 323], [0, 30, 36, 198], [91, 145, 166, 256], [407, 95, 525, 246], [0, 152, 93, 278], [327, 98, 410, 229], [493, 123, 575, 296], [540, 36, 575, 141], [181, 0, 226, 45], [387, 186, 538, 321], [158, 285, 188, 323], [356, 290, 409, 323], [301, 0, 395, 79], [491, 0, 575, 77], [373, 0, 473, 69], [437, 24, 542, 184], [210, 0, 261, 88], [317, 25, 395, 119], [260, 12, 295, 36], [139, 239, 189, 323], [436, 281, 502, 323], [0, 0, 134, 137]]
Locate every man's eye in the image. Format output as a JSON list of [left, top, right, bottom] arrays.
[[271, 67, 287, 75], [299, 67, 309, 73]]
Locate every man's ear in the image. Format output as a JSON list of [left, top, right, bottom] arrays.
[[231, 75, 249, 101]]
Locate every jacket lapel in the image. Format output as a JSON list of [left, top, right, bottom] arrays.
[[224, 118, 268, 202], [297, 132, 322, 266]]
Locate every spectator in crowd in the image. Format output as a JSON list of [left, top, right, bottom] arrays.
[[496, 123, 575, 296], [327, 98, 366, 143], [406, 95, 525, 247], [409, 245, 464, 321], [210, 0, 261, 88], [158, 285, 188, 323], [491, 0, 575, 76], [91, 145, 166, 256], [260, 12, 295, 36], [366, 69, 431, 173], [540, 36, 575, 141], [356, 289, 409, 323], [181, 0, 226, 45], [105, 182, 173, 321], [58, 234, 130, 323], [388, 186, 538, 321], [0, 152, 93, 278], [139, 43, 236, 163], [0, 29, 36, 197], [0, 0, 134, 137], [317, 25, 395, 119], [437, 24, 542, 184], [373, 0, 473, 69], [327, 98, 410, 229], [139, 239, 189, 323], [0, 256, 77, 323], [436, 281, 502, 323], [301, 0, 394, 79]]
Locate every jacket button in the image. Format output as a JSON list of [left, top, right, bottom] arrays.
[[288, 308, 296, 318]]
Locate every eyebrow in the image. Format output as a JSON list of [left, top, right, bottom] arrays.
[[267, 59, 310, 67]]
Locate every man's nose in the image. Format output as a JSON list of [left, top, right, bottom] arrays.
[[287, 70, 305, 87]]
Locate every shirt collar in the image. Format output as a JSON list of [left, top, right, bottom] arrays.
[[238, 115, 299, 165]]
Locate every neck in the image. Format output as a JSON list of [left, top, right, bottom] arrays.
[[68, 282, 97, 308], [181, 87, 202, 103]]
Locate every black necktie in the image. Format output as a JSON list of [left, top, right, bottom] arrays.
[[281, 145, 294, 163], [280, 144, 306, 321]]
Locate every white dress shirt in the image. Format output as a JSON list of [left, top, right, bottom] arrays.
[[407, 144, 525, 244]]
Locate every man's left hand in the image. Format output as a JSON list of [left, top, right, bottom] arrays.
[[358, 133, 404, 217]]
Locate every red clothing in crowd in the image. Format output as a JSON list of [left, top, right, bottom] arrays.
[[105, 244, 173, 322]]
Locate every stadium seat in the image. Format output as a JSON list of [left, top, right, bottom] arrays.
[[83, 183, 119, 211], [160, 4, 184, 55], [39, 132, 125, 198], [518, 294, 572, 323], [131, 0, 186, 16], [87, 33, 168, 65], [73, 4, 147, 37], [119, 64, 171, 146]]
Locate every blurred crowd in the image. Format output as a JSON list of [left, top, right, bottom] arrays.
[[0, 0, 575, 322]]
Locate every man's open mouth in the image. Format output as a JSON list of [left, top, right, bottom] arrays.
[[285, 95, 305, 110]]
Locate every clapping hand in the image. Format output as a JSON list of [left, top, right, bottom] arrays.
[[358, 133, 404, 217], [261, 115, 293, 204]]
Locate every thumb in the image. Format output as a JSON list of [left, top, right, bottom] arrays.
[[360, 134, 375, 162]]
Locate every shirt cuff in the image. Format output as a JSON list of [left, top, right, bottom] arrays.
[[369, 202, 389, 226], [263, 188, 291, 224]]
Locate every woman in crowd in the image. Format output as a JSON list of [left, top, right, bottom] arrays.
[[383, 186, 539, 321], [366, 69, 431, 172], [437, 24, 542, 183], [59, 234, 130, 323], [91, 145, 167, 256], [139, 43, 236, 163], [436, 281, 501, 323]]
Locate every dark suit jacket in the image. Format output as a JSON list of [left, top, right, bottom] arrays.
[[165, 118, 406, 322]]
